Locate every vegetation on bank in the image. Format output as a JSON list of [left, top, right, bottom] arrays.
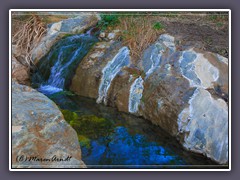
[[96, 11, 228, 61], [12, 11, 229, 69]]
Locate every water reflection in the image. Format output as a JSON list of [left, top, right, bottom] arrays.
[[47, 94, 217, 168]]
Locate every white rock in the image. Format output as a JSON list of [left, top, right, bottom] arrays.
[[107, 33, 116, 40], [99, 32, 105, 38]]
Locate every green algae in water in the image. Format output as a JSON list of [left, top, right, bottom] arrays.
[[60, 108, 114, 147], [61, 109, 78, 123], [70, 114, 114, 139], [78, 135, 91, 149]]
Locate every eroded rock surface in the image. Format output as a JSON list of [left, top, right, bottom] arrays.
[[12, 56, 29, 85], [12, 82, 86, 168], [70, 33, 228, 164]]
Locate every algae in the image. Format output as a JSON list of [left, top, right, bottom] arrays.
[[60, 108, 114, 146]]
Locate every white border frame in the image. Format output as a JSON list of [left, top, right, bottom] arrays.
[[9, 9, 231, 172]]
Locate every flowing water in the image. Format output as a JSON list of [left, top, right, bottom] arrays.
[[31, 33, 220, 169], [32, 30, 98, 94]]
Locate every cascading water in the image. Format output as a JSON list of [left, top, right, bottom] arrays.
[[32, 30, 98, 95]]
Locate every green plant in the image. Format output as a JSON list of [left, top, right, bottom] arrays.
[[153, 22, 164, 30], [60, 109, 79, 123], [216, 22, 223, 27], [98, 13, 120, 30]]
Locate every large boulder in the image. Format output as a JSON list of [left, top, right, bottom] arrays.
[[12, 82, 86, 168], [70, 34, 228, 164], [31, 13, 100, 63], [70, 41, 123, 99], [138, 36, 228, 164]]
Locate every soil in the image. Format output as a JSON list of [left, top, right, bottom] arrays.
[[158, 15, 229, 58]]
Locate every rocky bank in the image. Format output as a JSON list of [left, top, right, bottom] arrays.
[[70, 33, 228, 164], [11, 13, 100, 168], [12, 12, 229, 166], [12, 82, 86, 168]]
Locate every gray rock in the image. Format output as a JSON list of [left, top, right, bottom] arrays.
[[70, 33, 229, 164], [99, 32, 106, 38], [178, 88, 228, 164], [107, 33, 116, 40], [12, 56, 29, 85], [12, 82, 86, 168]]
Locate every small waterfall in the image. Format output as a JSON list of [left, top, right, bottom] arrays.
[[34, 30, 98, 95], [97, 47, 130, 104], [128, 76, 144, 113]]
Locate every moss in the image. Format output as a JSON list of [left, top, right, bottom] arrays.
[[71, 115, 114, 139], [78, 135, 91, 148], [60, 108, 114, 139], [61, 109, 78, 123]]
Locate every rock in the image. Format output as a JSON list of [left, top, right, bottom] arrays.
[[12, 56, 29, 85], [99, 32, 105, 38], [12, 82, 86, 168], [178, 88, 228, 164], [89, 51, 104, 59], [138, 35, 228, 164], [70, 34, 228, 164], [96, 46, 130, 104], [70, 41, 123, 99], [113, 29, 120, 33], [107, 33, 116, 40], [32, 13, 99, 63]]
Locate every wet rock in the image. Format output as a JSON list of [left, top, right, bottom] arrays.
[[12, 56, 29, 85], [32, 13, 99, 63], [12, 82, 86, 168], [70, 34, 228, 164]]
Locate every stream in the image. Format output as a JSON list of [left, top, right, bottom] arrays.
[[31, 31, 218, 168]]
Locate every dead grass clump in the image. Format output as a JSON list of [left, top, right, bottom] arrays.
[[115, 15, 165, 62], [12, 15, 47, 68]]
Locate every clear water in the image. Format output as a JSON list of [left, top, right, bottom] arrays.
[[32, 30, 98, 93], [47, 94, 218, 169]]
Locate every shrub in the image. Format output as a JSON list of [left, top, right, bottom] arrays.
[[153, 22, 164, 30], [98, 13, 120, 30]]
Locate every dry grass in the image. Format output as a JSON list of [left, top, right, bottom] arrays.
[[107, 15, 165, 62], [12, 15, 47, 67], [11, 13, 71, 70]]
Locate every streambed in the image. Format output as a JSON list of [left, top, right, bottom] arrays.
[[43, 92, 217, 169], [31, 31, 221, 168]]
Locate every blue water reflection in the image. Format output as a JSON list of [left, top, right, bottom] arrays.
[[45, 94, 217, 168]]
